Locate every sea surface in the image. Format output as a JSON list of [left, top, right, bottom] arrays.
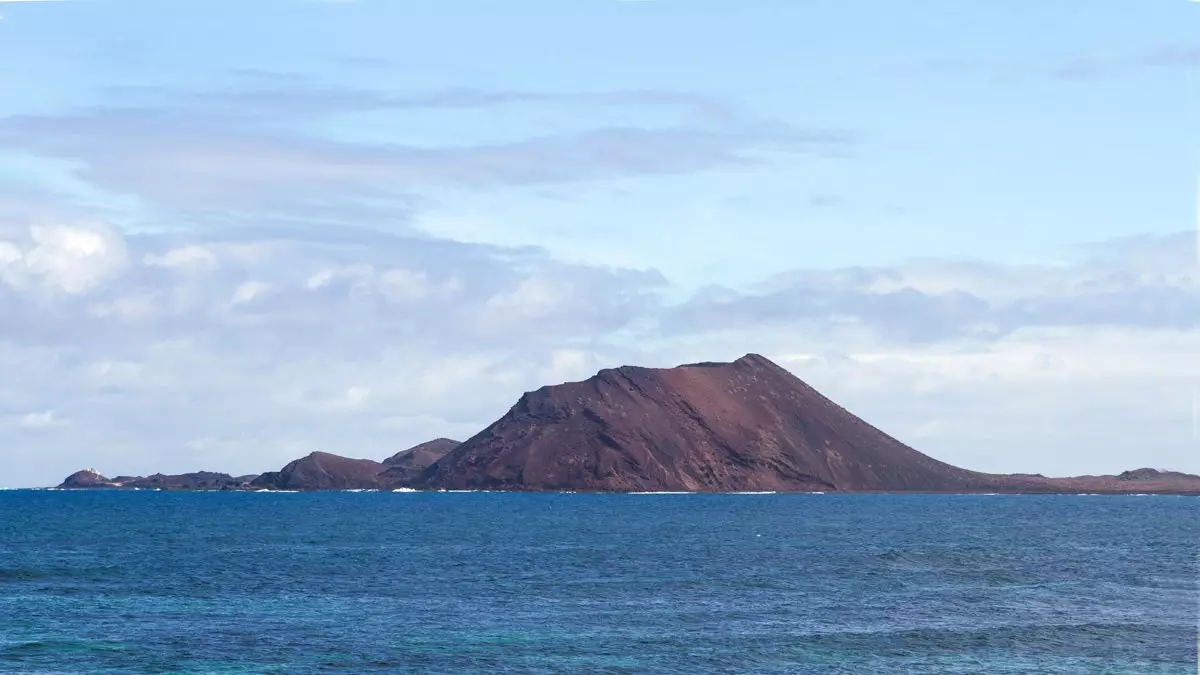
[[0, 491, 1196, 674]]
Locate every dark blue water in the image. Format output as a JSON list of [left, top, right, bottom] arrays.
[[0, 491, 1196, 674]]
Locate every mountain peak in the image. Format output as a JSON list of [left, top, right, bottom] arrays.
[[734, 352, 776, 367]]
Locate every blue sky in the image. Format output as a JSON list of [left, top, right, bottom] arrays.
[[0, 0, 1197, 486]]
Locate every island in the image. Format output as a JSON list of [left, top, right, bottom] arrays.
[[56, 354, 1200, 494]]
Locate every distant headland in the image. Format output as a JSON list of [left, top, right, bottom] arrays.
[[56, 354, 1200, 495]]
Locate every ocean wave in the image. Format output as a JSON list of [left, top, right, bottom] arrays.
[[629, 491, 693, 495]]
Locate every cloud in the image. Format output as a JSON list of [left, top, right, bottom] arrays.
[[229, 280, 271, 307], [167, 84, 741, 122], [0, 112, 845, 215], [1050, 45, 1200, 80], [16, 411, 63, 429], [143, 245, 219, 272], [666, 232, 1200, 343], [0, 222, 129, 294], [0, 80, 850, 219]]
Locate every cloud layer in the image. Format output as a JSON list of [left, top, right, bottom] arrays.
[[670, 232, 1199, 342], [0, 216, 1196, 487], [0, 82, 850, 219]]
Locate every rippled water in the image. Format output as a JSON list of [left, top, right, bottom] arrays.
[[1, 491, 1196, 674]]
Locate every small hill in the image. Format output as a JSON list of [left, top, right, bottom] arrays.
[[58, 469, 118, 489], [379, 438, 460, 486], [1116, 468, 1199, 481], [250, 452, 384, 490]]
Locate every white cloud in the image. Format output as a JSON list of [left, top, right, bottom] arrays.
[[230, 280, 270, 306], [480, 276, 570, 322], [144, 245, 219, 272], [344, 386, 369, 406], [89, 293, 157, 320], [669, 232, 1200, 343], [378, 268, 434, 303], [0, 222, 129, 294], [16, 410, 63, 429], [0, 242, 21, 266]]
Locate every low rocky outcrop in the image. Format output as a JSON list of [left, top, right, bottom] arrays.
[[55, 439, 460, 492], [56, 469, 254, 490], [1116, 468, 1199, 481], [58, 469, 119, 489]]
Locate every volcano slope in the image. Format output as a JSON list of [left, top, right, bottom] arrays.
[[418, 354, 1048, 492]]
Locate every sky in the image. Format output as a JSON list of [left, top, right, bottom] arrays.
[[0, 0, 1197, 487]]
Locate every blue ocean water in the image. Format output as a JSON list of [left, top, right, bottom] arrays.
[[0, 491, 1196, 674]]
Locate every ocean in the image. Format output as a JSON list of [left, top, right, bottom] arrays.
[[0, 491, 1196, 674]]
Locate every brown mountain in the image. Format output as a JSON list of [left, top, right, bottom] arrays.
[[417, 354, 1200, 494], [419, 354, 989, 491], [379, 438, 460, 485], [250, 452, 384, 490]]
